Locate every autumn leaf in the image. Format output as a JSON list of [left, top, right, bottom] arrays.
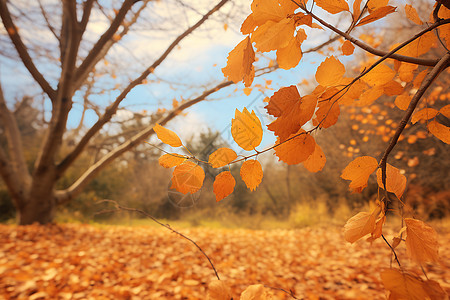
[[240, 284, 270, 300], [313, 93, 340, 128], [362, 63, 396, 86], [398, 62, 418, 82], [154, 124, 182, 147], [207, 280, 233, 300], [222, 36, 255, 87], [341, 156, 378, 193], [250, 0, 297, 24], [405, 218, 439, 264], [367, 0, 389, 12], [423, 280, 448, 300], [231, 108, 263, 151], [241, 13, 257, 34], [341, 40, 355, 55], [303, 143, 326, 172], [252, 18, 296, 52], [395, 93, 411, 110], [367, 214, 385, 243], [209, 148, 237, 168], [344, 205, 381, 243], [383, 80, 404, 96], [352, 0, 363, 21], [356, 6, 396, 27], [274, 131, 316, 165], [276, 28, 307, 70], [265, 85, 300, 117], [158, 153, 187, 168], [380, 269, 429, 300], [356, 86, 384, 106], [315, 0, 349, 14], [427, 119, 450, 144], [397, 31, 436, 57], [405, 4, 423, 25], [411, 108, 438, 124], [315, 56, 345, 86], [439, 104, 450, 118], [170, 161, 205, 194], [213, 171, 236, 202], [376, 163, 407, 199], [240, 160, 263, 191]]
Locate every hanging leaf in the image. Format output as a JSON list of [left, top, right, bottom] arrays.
[[397, 31, 436, 57], [213, 171, 236, 202], [170, 161, 205, 194], [315, 56, 345, 86], [380, 269, 429, 300], [342, 40, 355, 55], [240, 160, 263, 191], [231, 108, 263, 151], [313, 97, 340, 128], [251, 0, 296, 24], [362, 64, 396, 86], [240, 284, 270, 300], [276, 28, 307, 70], [352, 0, 364, 21], [439, 104, 450, 118], [341, 156, 378, 193], [344, 205, 382, 243], [314, 0, 349, 14], [411, 108, 439, 124], [252, 18, 296, 52], [376, 163, 407, 199], [303, 143, 326, 172], [405, 4, 423, 25], [356, 6, 396, 27], [209, 148, 237, 168], [274, 131, 316, 165], [383, 80, 404, 96], [207, 280, 233, 300], [427, 120, 450, 144], [395, 93, 411, 110], [405, 218, 439, 264], [154, 124, 183, 147], [367, 214, 386, 243], [158, 153, 187, 168], [222, 36, 255, 87]]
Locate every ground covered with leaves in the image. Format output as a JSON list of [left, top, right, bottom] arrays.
[[0, 223, 449, 299]]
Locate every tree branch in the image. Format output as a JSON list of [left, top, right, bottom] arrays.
[[0, 0, 56, 101]]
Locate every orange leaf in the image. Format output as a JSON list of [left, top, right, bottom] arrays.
[[313, 95, 340, 128], [209, 148, 237, 168], [231, 108, 263, 151], [265, 85, 300, 117], [252, 18, 296, 52], [411, 108, 438, 124], [363, 63, 396, 86], [405, 218, 439, 264], [240, 284, 270, 300], [427, 120, 450, 144], [344, 205, 381, 243], [405, 4, 423, 25], [381, 269, 429, 300], [240, 160, 263, 191], [158, 153, 187, 168], [356, 6, 396, 27], [276, 28, 307, 70], [397, 31, 436, 57], [154, 123, 182, 147], [207, 280, 232, 300], [423, 280, 448, 300], [376, 163, 406, 199], [274, 131, 315, 165], [303, 143, 326, 172], [341, 156, 378, 193], [439, 104, 450, 118], [213, 171, 236, 202], [222, 37, 255, 87], [383, 80, 404, 96], [395, 93, 411, 111], [356, 86, 384, 106], [352, 0, 364, 21], [341, 40, 355, 55], [315, 56, 345, 86], [315, 0, 349, 14], [241, 13, 257, 34], [413, 70, 429, 88], [398, 62, 418, 82], [251, 0, 296, 24], [368, 0, 389, 12], [367, 215, 386, 243], [170, 161, 205, 194]]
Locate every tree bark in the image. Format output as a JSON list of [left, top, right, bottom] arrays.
[[18, 195, 56, 225]]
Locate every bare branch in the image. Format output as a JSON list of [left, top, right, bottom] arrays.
[[80, 0, 95, 31], [38, 0, 59, 42], [0, 0, 57, 100]]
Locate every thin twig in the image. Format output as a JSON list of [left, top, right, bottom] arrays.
[[382, 234, 401, 268]]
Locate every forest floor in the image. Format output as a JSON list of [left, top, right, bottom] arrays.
[[0, 223, 449, 300]]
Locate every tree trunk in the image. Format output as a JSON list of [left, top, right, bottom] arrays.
[[18, 195, 56, 225]]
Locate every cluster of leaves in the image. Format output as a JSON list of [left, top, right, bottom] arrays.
[[152, 0, 450, 298]]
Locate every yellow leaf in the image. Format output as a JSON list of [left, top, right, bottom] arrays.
[[154, 123, 182, 147], [240, 284, 270, 299], [222, 37, 255, 87], [376, 163, 406, 199], [303, 143, 326, 172], [356, 6, 396, 27], [411, 108, 438, 124], [363, 63, 396, 86], [274, 131, 316, 165], [276, 29, 307, 70], [207, 280, 233, 300], [315, 0, 349, 14], [405, 218, 439, 264], [381, 269, 429, 300], [428, 120, 450, 144], [252, 18, 295, 52], [213, 171, 236, 202], [344, 205, 381, 243], [231, 108, 263, 151], [158, 153, 187, 168], [341, 156, 378, 193], [341, 40, 355, 55], [395, 93, 411, 111], [315, 56, 345, 86], [170, 161, 205, 194], [240, 160, 263, 191], [405, 4, 423, 25], [209, 148, 237, 168]]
